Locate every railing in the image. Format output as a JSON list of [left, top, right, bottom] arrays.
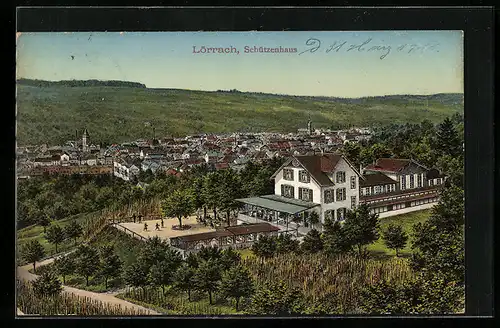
[[112, 223, 147, 241]]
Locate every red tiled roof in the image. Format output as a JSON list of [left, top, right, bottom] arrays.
[[215, 162, 229, 170], [294, 153, 343, 186], [364, 158, 411, 173]]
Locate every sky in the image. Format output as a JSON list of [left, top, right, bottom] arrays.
[[16, 31, 463, 98]]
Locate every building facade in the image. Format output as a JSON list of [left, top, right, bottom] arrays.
[[237, 153, 445, 234]]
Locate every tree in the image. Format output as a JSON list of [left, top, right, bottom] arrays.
[[149, 260, 174, 295], [173, 263, 196, 301], [124, 261, 149, 292], [185, 252, 199, 269], [32, 271, 63, 297], [36, 215, 51, 233], [22, 240, 45, 273], [434, 117, 462, 158], [251, 235, 277, 261], [218, 169, 244, 226], [219, 247, 241, 271], [74, 244, 100, 286], [304, 211, 320, 230], [98, 245, 123, 289], [341, 142, 362, 168], [161, 188, 195, 228], [193, 258, 222, 304], [202, 172, 222, 225], [192, 176, 207, 221], [53, 255, 75, 284], [247, 280, 305, 315], [45, 224, 66, 254], [322, 218, 352, 256], [411, 185, 465, 284], [383, 224, 408, 257], [219, 265, 254, 311], [342, 204, 380, 257], [359, 269, 464, 314], [65, 220, 83, 246], [301, 229, 324, 253], [276, 234, 299, 254]]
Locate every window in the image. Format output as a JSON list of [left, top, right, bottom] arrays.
[[417, 174, 422, 188], [429, 179, 434, 186], [283, 168, 294, 181], [336, 188, 346, 201], [324, 189, 334, 203], [351, 196, 357, 209], [336, 171, 346, 183], [337, 208, 346, 221], [281, 184, 295, 198], [360, 188, 364, 196], [410, 175, 415, 188], [401, 175, 406, 190], [365, 187, 371, 196], [374, 185, 381, 194], [324, 210, 335, 221], [299, 187, 313, 202], [350, 176, 356, 189], [299, 170, 310, 183]]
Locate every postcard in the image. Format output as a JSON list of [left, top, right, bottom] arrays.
[[16, 30, 465, 317]]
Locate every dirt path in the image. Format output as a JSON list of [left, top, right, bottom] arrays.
[[17, 256, 159, 315]]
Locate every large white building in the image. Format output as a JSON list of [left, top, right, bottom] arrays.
[[237, 153, 445, 234]]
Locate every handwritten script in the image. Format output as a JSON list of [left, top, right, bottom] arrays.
[[298, 38, 440, 59]]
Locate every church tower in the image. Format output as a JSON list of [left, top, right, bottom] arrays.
[[82, 128, 89, 152], [307, 119, 313, 135]]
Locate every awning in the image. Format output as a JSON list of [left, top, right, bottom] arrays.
[[236, 194, 319, 215]]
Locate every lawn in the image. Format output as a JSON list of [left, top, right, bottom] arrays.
[[367, 209, 431, 258], [17, 211, 99, 265], [237, 248, 255, 260]]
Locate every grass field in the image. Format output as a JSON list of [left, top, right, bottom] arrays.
[[17, 211, 100, 264], [367, 209, 431, 258], [16, 83, 463, 145]]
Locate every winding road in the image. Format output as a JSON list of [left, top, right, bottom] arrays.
[[16, 254, 160, 315]]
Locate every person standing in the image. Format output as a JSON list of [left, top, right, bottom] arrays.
[[155, 222, 160, 231], [161, 218, 164, 228], [133, 214, 136, 223], [143, 223, 148, 231]]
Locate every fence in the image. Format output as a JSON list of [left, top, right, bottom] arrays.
[[112, 223, 147, 241]]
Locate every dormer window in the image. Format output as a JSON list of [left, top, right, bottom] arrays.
[[283, 168, 294, 181], [336, 171, 346, 183], [299, 170, 310, 183]]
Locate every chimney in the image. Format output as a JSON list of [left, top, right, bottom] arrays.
[[359, 164, 363, 175]]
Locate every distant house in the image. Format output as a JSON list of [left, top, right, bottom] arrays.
[[204, 151, 223, 163], [60, 152, 70, 166], [114, 158, 140, 181]]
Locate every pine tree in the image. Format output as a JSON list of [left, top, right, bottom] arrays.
[[434, 117, 461, 158]]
